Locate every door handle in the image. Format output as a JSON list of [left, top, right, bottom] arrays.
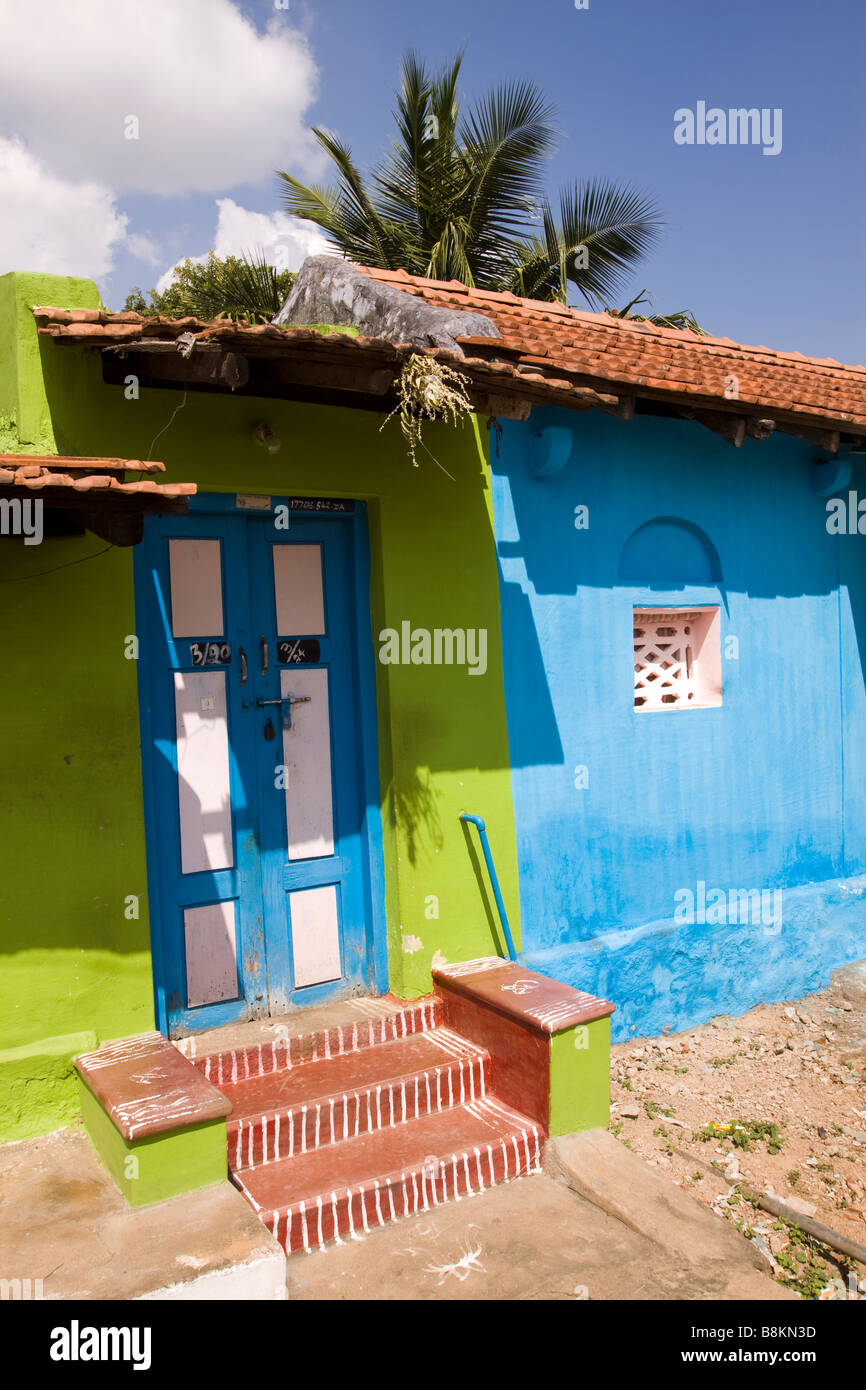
[[255, 696, 311, 708], [260, 636, 268, 677], [255, 694, 311, 729], [239, 646, 247, 685]]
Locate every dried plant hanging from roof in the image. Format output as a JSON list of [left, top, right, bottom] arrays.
[[380, 353, 473, 475]]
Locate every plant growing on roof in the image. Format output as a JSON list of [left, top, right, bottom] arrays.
[[277, 51, 664, 310], [124, 251, 296, 323], [603, 288, 707, 334], [379, 353, 473, 472]]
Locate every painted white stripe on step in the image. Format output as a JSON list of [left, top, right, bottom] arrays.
[[474, 1146, 485, 1192], [463, 1152, 474, 1196], [451, 1154, 461, 1200], [437, 957, 503, 977], [331, 1192, 344, 1245]]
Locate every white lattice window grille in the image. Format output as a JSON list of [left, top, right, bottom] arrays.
[[633, 607, 721, 711]]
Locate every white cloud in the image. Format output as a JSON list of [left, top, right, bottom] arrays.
[[0, 137, 128, 278], [156, 197, 332, 291], [126, 232, 163, 268], [0, 1, 322, 196]]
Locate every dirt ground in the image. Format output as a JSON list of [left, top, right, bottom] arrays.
[[609, 959, 866, 1300]]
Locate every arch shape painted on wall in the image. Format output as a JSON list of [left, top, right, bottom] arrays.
[[618, 516, 723, 586]]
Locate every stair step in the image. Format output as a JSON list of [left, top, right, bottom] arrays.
[[232, 1098, 544, 1254], [225, 1028, 489, 1170], [191, 997, 441, 1088]]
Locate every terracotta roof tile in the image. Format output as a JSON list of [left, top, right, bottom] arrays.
[[32, 269, 866, 438], [0, 453, 196, 500]]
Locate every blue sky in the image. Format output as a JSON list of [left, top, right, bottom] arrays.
[[1, 0, 863, 362]]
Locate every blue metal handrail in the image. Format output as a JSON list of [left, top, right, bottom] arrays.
[[459, 813, 518, 962]]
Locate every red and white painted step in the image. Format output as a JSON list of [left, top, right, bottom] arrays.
[[190, 992, 544, 1255]]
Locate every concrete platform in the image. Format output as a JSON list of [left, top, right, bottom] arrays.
[[284, 1135, 795, 1301], [0, 1128, 286, 1300], [0, 1124, 795, 1301]]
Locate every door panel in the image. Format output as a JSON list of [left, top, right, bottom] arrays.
[[137, 499, 376, 1035], [183, 901, 239, 1007], [174, 670, 234, 874], [141, 513, 266, 1031], [289, 885, 342, 988], [281, 667, 334, 860], [168, 537, 224, 637], [252, 518, 369, 1010], [272, 543, 325, 634]]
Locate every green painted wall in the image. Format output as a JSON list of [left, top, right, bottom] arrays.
[[548, 1018, 611, 1136], [78, 1079, 227, 1206], [0, 272, 101, 452], [0, 274, 153, 1141], [0, 271, 521, 1138]]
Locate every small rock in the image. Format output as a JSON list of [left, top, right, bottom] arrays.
[[620, 1105, 640, 1119], [841, 1001, 854, 1012], [751, 1235, 779, 1273]]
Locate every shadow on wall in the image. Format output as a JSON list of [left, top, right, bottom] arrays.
[[489, 405, 866, 1026]]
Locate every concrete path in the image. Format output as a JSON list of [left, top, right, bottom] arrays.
[[0, 1126, 794, 1301], [285, 1132, 794, 1301], [0, 1128, 285, 1300]]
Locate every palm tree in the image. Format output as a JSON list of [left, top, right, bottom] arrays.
[[277, 52, 663, 309]]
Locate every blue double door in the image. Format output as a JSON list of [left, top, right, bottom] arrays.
[[137, 499, 377, 1035]]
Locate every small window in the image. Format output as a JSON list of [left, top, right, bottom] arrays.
[[633, 607, 721, 711]]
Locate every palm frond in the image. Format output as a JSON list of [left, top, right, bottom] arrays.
[[605, 288, 707, 334], [501, 178, 663, 305]]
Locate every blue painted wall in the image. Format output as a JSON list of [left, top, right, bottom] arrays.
[[491, 406, 866, 1039]]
